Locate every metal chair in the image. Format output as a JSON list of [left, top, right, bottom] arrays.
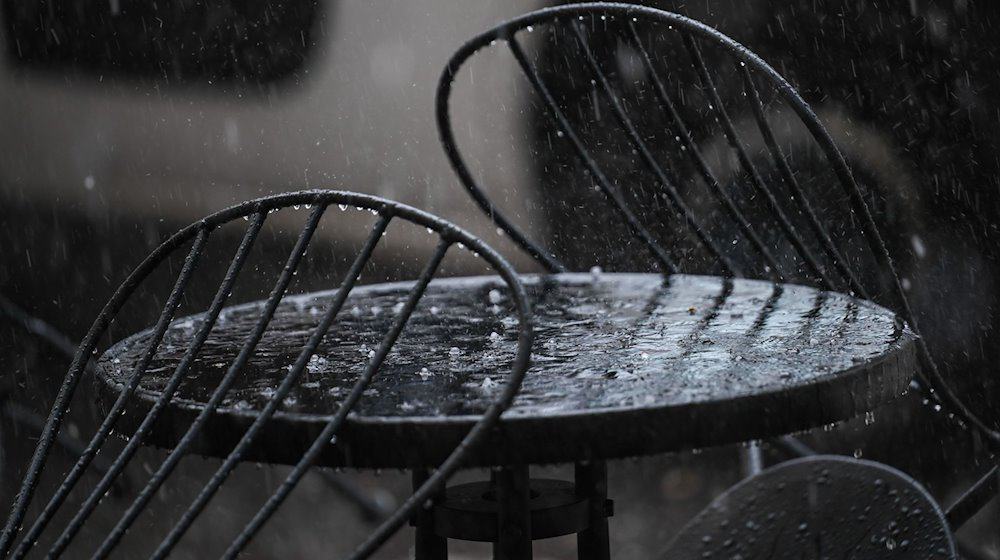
[[436, 0, 998, 517], [436, 2, 1000, 552], [0, 291, 392, 523], [0, 190, 533, 559], [664, 455, 958, 559]]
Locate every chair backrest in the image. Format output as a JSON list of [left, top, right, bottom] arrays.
[[664, 455, 957, 559], [435, 2, 1000, 446], [0, 190, 533, 559]]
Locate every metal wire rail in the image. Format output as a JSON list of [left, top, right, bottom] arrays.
[[435, 1, 1000, 450], [0, 291, 393, 523], [0, 190, 533, 559]]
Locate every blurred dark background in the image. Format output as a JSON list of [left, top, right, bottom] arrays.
[[1, 0, 998, 557]]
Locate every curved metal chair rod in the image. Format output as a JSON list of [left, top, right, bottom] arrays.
[[435, 1, 1000, 449], [621, 22, 785, 282], [0, 289, 388, 534], [945, 463, 999, 531], [566, 20, 737, 277], [1, 191, 533, 560], [0, 213, 209, 558], [736, 64, 868, 298], [505, 34, 678, 275], [680, 33, 837, 289]]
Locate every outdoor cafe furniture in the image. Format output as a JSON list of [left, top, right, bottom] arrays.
[[0, 189, 922, 560], [3, 3, 997, 560], [0, 191, 532, 560], [432, 2, 998, 557], [96, 269, 916, 560], [666, 455, 957, 558]]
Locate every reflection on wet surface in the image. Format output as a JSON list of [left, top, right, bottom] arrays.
[[98, 273, 907, 419]]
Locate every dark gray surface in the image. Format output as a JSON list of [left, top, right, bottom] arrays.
[[96, 273, 917, 468], [664, 455, 957, 559]]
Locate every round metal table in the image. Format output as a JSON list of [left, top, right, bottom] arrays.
[[96, 273, 917, 558]]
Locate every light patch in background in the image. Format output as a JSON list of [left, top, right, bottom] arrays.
[[369, 42, 416, 89]]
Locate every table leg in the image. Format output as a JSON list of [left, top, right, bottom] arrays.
[[575, 461, 610, 560], [412, 469, 447, 560], [739, 441, 764, 478], [493, 465, 532, 560]]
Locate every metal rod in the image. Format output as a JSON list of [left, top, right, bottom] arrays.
[[320, 472, 392, 524], [739, 442, 764, 478], [164, 215, 393, 560], [26, 214, 265, 559], [739, 65, 868, 299], [1, 190, 533, 560], [346, 259, 533, 560], [682, 33, 835, 290], [957, 540, 994, 560], [774, 435, 815, 458], [575, 461, 610, 560], [945, 464, 998, 530], [507, 33, 678, 275], [0, 223, 205, 558], [435, 57, 566, 274], [14, 228, 210, 558], [624, 21, 783, 282], [570, 21, 735, 278], [411, 469, 447, 560], [493, 465, 532, 560], [220, 237, 448, 560], [432, 0, 1000, 449], [92, 204, 327, 560]]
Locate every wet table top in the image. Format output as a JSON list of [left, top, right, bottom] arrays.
[[97, 273, 917, 468]]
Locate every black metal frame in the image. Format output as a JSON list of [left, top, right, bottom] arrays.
[[0, 290, 391, 523], [0, 190, 534, 560], [437, 1, 998, 442], [436, 0, 998, 548]]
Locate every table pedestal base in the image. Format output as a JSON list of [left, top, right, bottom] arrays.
[[412, 463, 613, 560]]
